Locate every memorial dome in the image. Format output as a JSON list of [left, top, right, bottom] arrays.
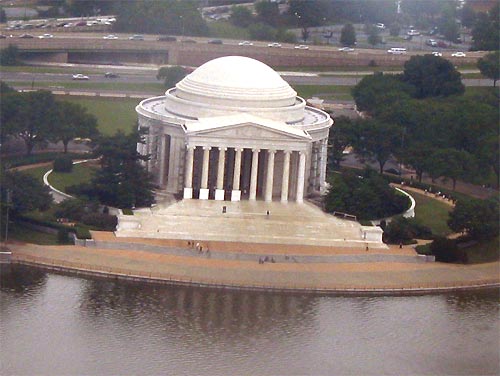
[[173, 56, 297, 108]]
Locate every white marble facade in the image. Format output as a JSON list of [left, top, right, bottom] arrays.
[[136, 56, 332, 203]]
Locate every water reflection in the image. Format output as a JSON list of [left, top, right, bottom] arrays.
[[1, 266, 498, 376]]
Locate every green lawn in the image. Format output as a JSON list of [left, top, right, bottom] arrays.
[[21, 165, 51, 182], [57, 96, 141, 135], [410, 191, 453, 237], [464, 237, 499, 263], [47, 162, 98, 192], [9, 80, 165, 94], [6, 222, 59, 245], [294, 84, 353, 101]]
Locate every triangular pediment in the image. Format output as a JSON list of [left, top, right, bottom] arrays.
[[185, 114, 311, 141]]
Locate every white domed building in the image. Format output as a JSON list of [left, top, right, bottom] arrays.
[[136, 56, 332, 203]]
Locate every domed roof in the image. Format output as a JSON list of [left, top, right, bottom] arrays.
[[174, 56, 297, 107]]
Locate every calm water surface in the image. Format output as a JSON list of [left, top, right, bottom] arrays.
[[1, 265, 498, 375]]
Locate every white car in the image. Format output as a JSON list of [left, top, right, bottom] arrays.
[[451, 51, 466, 57], [267, 42, 282, 48], [407, 29, 420, 36], [294, 44, 309, 50], [72, 74, 89, 80], [38, 33, 54, 39], [375, 23, 385, 29], [431, 51, 442, 57], [238, 41, 253, 46], [338, 47, 355, 52], [103, 34, 118, 40]]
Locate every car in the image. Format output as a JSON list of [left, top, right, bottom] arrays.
[[338, 47, 355, 52], [38, 33, 54, 39], [238, 41, 253, 46], [451, 51, 466, 57], [0, 35, 7, 39], [72, 74, 89, 80], [103, 34, 118, 40], [208, 39, 223, 44], [294, 44, 309, 49], [104, 72, 119, 78], [375, 23, 386, 29], [74, 21, 87, 27], [384, 168, 401, 176], [431, 51, 442, 57], [19, 34, 34, 38], [426, 39, 437, 46], [407, 29, 420, 36], [387, 47, 407, 54], [157, 35, 176, 42], [128, 34, 144, 41], [267, 42, 282, 48]]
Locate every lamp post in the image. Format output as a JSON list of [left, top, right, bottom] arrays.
[[4, 190, 11, 243], [179, 15, 184, 37]]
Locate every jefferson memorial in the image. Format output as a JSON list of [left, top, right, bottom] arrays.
[[136, 56, 332, 203]]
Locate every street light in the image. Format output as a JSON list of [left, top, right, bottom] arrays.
[[4, 190, 11, 243]]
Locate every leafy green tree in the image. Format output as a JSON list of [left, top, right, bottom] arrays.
[[248, 22, 276, 41], [327, 116, 354, 169], [448, 198, 499, 241], [54, 101, 98, 153], [366, 25, 382, 46], [402, 55, 464, 98], [1, 170, 52, 216], [229, 5, 254, 28], [471, 7, 500, 51], [255, 1, 280, 27], [157, 66, 188, 88], [429, 237, 465, 263], [91, 131, 155, 208], [0, 84, 21, 146], [350, 119, 402, 174], [288, 0, 327, 42], [0, 7, 6, 23], [433, 149, 477, 190], [0, 44, 19, 66], [403, 142, 435, 182], [460, 3, 477, 28], [389, 23, 400, 36], [340, 23, 356, 46], [477, 51, 500, 87]]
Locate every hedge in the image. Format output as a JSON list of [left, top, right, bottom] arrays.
[[4, 152, 89, 168]]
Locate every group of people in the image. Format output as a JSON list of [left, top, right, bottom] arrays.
[[258, 256, 276, 264], [187, 241, 210, 256]]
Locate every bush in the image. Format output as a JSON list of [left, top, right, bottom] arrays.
[[368, 59, 378, 67], [2, 152, 85, 168], [53, 156, 73, 173], [429, 236, 467, 263], [57, 228, 71, 244], [384, 216, 433, 244], [54, 198, 86, 221], [80, 213, 117, 231]]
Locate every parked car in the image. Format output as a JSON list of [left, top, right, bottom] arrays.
[[157, 35, 176, 42], [338, 47, 355, 52], [426, 39, 437, 46], [238, 41, 253, 46], [72, 74, 89, 80], [19, 34, 34, 38], [208, 39, 223, 44], [407, 29, 420, 36], [431, 51, 442, 56], [451, 51, 466, 57], [104, 72, 119, 78], [128, 34, 144, 41], [267, 42, 282, 48], [38, 33, 54, 39], [375, 23, 386, 29], [294, 44, 309, 49], [0, 35, 7, 39], [103, 34, 118, 40]]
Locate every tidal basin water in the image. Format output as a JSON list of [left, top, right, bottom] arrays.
[[1, 265, 498, 376]]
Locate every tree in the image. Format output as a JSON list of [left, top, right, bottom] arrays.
[[157, 66, 188, 88], [248, 22, 276, 41], [448, 198, 499, 241], [460, 3, 476, 28], [327, 116, 354, 169], [229, 5, 254, 28], [5, 90, 58, 155], [403, 142, 435, 182], [0, 7, 5, 23], [402, 55, 464, 98], [389, 23, 401, 36], [255, 1, 280, 27], [433, 149, 477, 190], [350, 119, 402, 174], [0, 44, 19, 66], [1, 170, 52, 216], [91, 131, 155, 208], [288, 0, 327, 42], [340, 23, 356, 46], [54, 101, 99, 153], [366, 25, 382, 46], [471, 7, 500, 51], [477, 51, 500, 87]]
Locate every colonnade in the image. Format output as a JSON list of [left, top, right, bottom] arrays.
[[183, 146, 307, 203]]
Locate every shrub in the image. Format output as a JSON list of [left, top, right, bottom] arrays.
[[80, 213, 117, 231], [53, 156, 73, 173], [384, 216, 433, 244], [57, 228, 71, 244], [368, 59, 378, 67], [429, 236, 467, 263], [54, 198, 86, 221]]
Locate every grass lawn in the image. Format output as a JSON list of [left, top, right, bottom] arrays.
[[294, 84, 353, 101], [57, 96, 141, 135], [48, 162, 98, 192], [21, 165, 51, 182], [9, 80, 165, 94], [464, 237, 499, 263], [410, 191, 453, 237], [6, 222, 59, 245]]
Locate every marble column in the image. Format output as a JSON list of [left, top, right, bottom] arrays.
[[215, 147, 226, 201], [319, 138, 328, 193], [199, 146, 211, 200], [231, 148, 242, 201], [296, 151, 306, 203], [281, 150, 291, 203], [249, 148, 260, 201], [183, 145, 195, 199], [158, 135, 166, 187], [265, 149, 276, 202]]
